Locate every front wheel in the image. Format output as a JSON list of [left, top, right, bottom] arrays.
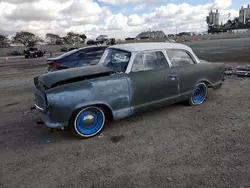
[[69, 106, 106, 138], [188, 82, 208, 106]]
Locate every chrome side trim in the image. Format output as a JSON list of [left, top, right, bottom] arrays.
[[35, 104, 45, 112]]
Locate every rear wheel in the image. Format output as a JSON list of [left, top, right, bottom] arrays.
[[188, 82, 208, 106], [69, 106, 106, 138]]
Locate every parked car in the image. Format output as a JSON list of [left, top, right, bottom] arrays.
[[68, 47, 78, 51], [24, 47, 46, 58], [46, 45, 108, 72], [9, 51, 23, 56], [86, 39, 96, 45], [60, 47, 78, 52], [33, 42, 225, 138], [60, 47, 68, 52]]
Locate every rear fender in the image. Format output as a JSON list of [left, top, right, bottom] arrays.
[[194, 78, 213, 88], [194, 78, 223, 90]]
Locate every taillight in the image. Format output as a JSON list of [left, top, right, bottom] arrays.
[[48, 62, 61, 67]]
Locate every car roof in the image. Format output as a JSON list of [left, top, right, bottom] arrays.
[[54, 45, 108, 59], [77, 45, 108, 51], [108, 42, 192, 52]]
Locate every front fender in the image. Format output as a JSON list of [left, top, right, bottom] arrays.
[[73, 101, 114, 116], [45, 74, 131, 124]]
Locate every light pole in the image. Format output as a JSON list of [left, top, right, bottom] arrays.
[[176, 26, 179, 36]]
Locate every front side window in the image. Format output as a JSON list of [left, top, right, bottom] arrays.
[[166, 49, 195, 67], [143, 51, 168, 71], [99, 48, 131, 72], [131, 53, 144, 72]]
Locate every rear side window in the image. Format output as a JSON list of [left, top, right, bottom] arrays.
[[85, 49, 105, 61], [64, 50, 84, 61], [64, 47, 106, 61], [143, 51, 168, 71], [166, 49, 195, 67], [131, 53, 144, 72]]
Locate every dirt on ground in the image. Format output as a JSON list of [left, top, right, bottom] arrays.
[[0, 40, 250, 188]]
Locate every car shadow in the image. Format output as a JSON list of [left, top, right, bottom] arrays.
[[2, 100, 193, 152]]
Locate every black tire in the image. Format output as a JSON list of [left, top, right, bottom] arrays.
[[69, 106, 107, 139], [188, 82, 208, 106]]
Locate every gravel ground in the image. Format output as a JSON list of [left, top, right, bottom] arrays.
[[1, 39, 250, 188]]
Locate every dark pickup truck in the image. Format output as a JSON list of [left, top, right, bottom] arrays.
[[24, 47, 46, 58]]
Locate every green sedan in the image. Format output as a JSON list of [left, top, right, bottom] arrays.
[[33, 42, 225, 138]]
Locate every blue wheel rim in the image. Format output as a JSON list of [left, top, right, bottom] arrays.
[[191, 84, 206, 104], [75, 108, 104, 136]]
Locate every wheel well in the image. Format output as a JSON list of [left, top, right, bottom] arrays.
[[96, 104, 113, 120], [200, 80, 212, 88], [71, 104, 114, 123]]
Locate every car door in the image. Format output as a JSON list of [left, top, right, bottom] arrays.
[[128, 51, 179, 114], [165, 49, 201, 95]]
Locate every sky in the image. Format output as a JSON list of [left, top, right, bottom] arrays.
[[0, 0, 248, 39]]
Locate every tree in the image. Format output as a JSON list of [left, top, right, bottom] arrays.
[[55, 40, 64, 45], [12, 31, 42, 47], [0, 34, 10, 48], [79, 34, 87, 43], [63, 32, 87, 45], [226, 19, 232, 25], [63, 32, 80, 45], [0, 34, 7, 42], [45, 33, 62, 45]]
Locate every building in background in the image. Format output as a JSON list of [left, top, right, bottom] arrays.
[[239, 4, 250, 24], [207, 5, 250, 34], [207, 9, 220, 26]]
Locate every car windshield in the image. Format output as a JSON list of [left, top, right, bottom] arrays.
[[98, 48, 131, 72]]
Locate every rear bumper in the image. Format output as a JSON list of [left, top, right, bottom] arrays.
[[35, 107, 68, 129]]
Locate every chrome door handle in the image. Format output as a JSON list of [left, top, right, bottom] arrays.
[[168, 74, 178, 81], [169, 74, 178, 78]]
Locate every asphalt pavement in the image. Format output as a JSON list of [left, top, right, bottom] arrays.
[[1, 38, 250, 188], [186, 37, 250, 62]]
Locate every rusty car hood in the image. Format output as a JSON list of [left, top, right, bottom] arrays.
[[37, 65, 115, 88]]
